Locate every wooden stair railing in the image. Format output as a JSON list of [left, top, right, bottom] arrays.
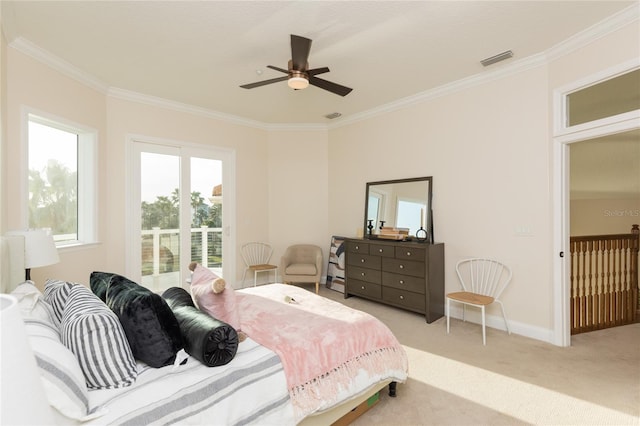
[[569, 224, 639, 335]]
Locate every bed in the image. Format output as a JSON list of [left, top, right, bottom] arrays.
[[0, 236, 408, 425]]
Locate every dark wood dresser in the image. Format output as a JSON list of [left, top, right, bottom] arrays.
[[344, 238, 445, 323]]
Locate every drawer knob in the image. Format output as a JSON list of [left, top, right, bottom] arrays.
[[361, 259, 365, 263], [361, 286, 365, 290], [399, 280, 404, 284], [406, 251, 411, 256], [399, 265, 404, 269], [361, 272, 366, 277], [355, 245, 359, 250], [379, 248, 383, 253], [400, 295, 404, 300]]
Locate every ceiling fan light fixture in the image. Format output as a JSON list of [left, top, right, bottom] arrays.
[[288, 76, 309, 90]]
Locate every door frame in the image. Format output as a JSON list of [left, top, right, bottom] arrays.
[[552, 58, 640, 346], [125, 134, 236, 287]]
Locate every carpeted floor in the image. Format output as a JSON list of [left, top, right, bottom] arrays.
[[317, 286, 640, 426]]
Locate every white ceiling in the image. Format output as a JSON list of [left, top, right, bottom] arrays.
[[1, 1, 635, 125]]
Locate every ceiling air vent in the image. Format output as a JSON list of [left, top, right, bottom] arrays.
[[480, 50, 513, 67], [324, 112, 342, 119]]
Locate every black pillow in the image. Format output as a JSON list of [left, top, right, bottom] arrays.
[[90, 272, 184, 368], [162, 287, 239, 367]]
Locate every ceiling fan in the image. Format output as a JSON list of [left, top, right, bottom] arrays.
[[240, 34, 353, 97]]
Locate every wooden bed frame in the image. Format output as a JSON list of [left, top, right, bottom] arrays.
[[0, 235, 396, 425]]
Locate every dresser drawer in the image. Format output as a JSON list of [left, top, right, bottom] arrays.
[[369, 244, 395, 258], [346, 241, 369, 254], [348, 279, 382, 299], [382, 272, 425, 294], [346, 266, 382, 284], [382, 258, 424, 278], [395, 246, 425, 261], [346, 253, 381, 269], [382, 287, 425, 312]]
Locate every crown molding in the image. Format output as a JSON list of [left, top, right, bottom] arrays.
[[8, 3, 639, 131], [329, 52, 548, 129], [107, 87, 267, 130], [9, 36, 110, 94], [545, 2, 639, 62]]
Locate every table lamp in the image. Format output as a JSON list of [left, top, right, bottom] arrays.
[[6, 229, 59, 280]]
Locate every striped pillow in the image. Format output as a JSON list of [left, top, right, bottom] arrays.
[[60, 284, 137, 389], [43, 279, 74, 324]]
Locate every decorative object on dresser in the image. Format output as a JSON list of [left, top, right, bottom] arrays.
[[344, 238, 445, 323]]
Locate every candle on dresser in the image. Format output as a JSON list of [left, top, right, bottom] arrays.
[[420, 208, 424, 228]]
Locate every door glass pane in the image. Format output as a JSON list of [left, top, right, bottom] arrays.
[[140, 152, 180, 292], [190, 158, 223, 276], [567, 69, 640, 126]]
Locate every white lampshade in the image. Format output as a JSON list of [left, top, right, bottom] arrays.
[[6, 229, 59, 269], [0, 294, 55, 425]]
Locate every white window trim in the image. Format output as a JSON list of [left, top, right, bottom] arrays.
[[22, 107, 98, 249]]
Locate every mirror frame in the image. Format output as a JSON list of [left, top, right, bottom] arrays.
[[364, 176, 433, 243]]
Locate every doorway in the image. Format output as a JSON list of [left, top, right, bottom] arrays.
[[126, 137, 236, 292], [553, 60, 640, 346]]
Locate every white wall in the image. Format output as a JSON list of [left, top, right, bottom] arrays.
[[328, 65, 553, 331], [267, 129, 330, 279]]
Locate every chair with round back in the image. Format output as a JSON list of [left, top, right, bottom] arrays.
[[446, 258, 512, 345]]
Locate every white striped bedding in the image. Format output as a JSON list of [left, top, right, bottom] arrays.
[[80, 338, 295, 426]]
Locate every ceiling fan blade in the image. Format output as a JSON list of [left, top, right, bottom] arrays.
[[266, 65, 289, 74], [309, 76, 353, 97], [307, 67, 330, 76], [291, 34, 312, 71], [240, 76, 288, 89]]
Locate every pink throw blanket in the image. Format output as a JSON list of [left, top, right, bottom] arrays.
[[237, 284, 408, 420]]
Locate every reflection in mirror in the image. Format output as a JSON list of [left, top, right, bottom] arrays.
[[364, 177, 433, 242]]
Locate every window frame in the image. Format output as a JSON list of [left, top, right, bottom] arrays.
[[23, 108, 98, 248]]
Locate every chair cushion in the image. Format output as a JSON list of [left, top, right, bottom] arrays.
[[447, 291, 494, 305], [285, 263, 317, 275]]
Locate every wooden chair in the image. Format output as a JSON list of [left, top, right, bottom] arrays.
[[446, 258, 512, 345], [241, 242, 278, 286]]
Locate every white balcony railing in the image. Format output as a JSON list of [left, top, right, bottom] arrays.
[[141, 226, 222, 292]]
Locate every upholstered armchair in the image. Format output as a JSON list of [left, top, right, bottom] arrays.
[[280, 244, 323, 294]]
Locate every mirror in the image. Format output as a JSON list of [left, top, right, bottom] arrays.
[[364, 176, 433, 242]]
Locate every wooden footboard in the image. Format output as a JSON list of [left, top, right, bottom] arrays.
[[299, 380, 396, 426]]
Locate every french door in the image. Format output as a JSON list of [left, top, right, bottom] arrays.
[[126, 138, 235, 292]]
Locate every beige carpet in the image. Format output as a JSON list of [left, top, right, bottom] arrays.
[[317, 286, 640, 426]]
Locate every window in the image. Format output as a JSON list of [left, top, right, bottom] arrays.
[[566, 69, 640, 127], [27, 113, 97, 246]]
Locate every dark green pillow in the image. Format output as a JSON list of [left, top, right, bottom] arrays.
[[90, 272, 183, 368]]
